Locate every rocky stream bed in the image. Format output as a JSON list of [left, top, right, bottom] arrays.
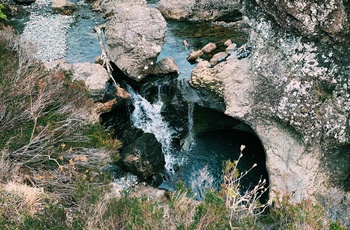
[[4, 0, 350, 227]]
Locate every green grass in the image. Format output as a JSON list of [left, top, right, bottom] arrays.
[[0, 4, 6, 20]]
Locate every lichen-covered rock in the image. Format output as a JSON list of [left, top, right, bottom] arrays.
[[190, 65, 223, 96], [244, 18, 350, 203], [255, 0, 349, 38], [190, 14, 350, 206], [190, 54, 251, 117], [157, 0, 242, 22], [101, 0, 167, 82]]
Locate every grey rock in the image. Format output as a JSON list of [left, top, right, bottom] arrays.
[[101, 0, 167, 82], [191, 10, 350, 209], [52, 0, 76, 15], [224, 39, 232, 46], [71, 62, 109, 102], [201, 42, 217, 54], [121, 133, 165, 180], [209, 51, 228, 65], [187, 50, 204, 61], [225, 43, 237, 54], [152, 57, 179, 75]]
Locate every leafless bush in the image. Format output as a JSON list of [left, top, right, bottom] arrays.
[[221, 145, 269, 227], [0, 25, 113, 205], [0, 149, 18, 183]]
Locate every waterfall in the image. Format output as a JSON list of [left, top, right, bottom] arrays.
[[188, 102, 194, 142], [127, 85, 177, 172]]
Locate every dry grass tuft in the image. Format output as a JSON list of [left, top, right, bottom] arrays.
[[3, 182, 46, 215]]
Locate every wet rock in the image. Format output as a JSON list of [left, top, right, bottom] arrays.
[[209, 51, 228, 65], [224, 39, 232, 46], [190, 64, 223, 96], [95, 99, 118, 114], [196, 60, 211, 68], [14, 0, 36, 4], [225, 43, 237, 54], [101, 0, 167, 82], [187, 50, 204, 61], [91, 0, 101, 11], [121, 133, 165, 180], [201, 42, 217, 54], [71, 63, 109, 102], [52, 0, 76, 15], [152, 57, 179, 75], [157, 0, 243, 22]]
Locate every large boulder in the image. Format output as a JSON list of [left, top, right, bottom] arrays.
[[121, 133, 165, 180], [101, 0, 167, 82], [157, 0, 242, 22], [255, 0, 349, 38]]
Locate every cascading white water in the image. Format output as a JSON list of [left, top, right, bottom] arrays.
[[188, 102, 194, 142], [127, 85, 177, 172]]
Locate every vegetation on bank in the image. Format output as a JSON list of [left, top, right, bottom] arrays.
[[0, 4, 6, 20], [0, 24, 346, 229]]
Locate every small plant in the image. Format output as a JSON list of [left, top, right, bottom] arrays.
[[0, 4, 7, 20], [221, 145, 269, 227]]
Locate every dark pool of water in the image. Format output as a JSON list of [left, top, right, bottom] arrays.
[[177, 129, 269, 201]]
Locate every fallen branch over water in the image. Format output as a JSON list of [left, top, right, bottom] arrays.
[[94, 24, 117, 87]]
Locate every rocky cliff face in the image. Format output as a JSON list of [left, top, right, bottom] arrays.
[[189, 1, 350, 224], [157, 0, 242, 22], [255, 0, 349, 38]]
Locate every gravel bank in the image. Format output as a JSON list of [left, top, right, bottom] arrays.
[[21, 0, 73, 62]]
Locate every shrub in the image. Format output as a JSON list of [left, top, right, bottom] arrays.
[[0, 4, 6, 20], [221, 145, 269, 227], [0, 25, 121, 228]]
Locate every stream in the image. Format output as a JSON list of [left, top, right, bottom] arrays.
[[8, 0, 269, 201]]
